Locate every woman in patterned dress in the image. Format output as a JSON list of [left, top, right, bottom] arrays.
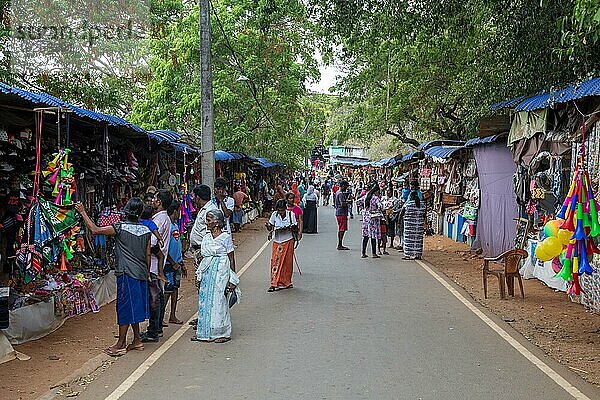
[[401, 191, 426, 260], [361, 185, 383, 259]]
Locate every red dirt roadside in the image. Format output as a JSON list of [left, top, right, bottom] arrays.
[[424, 235, 600, 387]]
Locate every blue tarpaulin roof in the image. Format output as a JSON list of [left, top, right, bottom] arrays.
[[215, 150, 234, 161], [215, 151, 279, 167]]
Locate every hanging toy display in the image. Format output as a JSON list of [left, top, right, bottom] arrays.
[[535, 123, 597, 296], [180, 190, 195, 235], [42, 148, 76, 206]]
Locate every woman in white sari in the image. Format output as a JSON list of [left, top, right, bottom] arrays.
[[192, 209, 239, 343]]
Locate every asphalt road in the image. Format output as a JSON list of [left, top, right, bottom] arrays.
[[75, 206, 599, 400]]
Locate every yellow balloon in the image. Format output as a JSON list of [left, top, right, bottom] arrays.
[[535, 242, 552, 261], [544, 236, 563, 258], [556, 229, 573, 245]]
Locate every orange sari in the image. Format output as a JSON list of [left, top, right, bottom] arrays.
[[270, 239, 294, 287]]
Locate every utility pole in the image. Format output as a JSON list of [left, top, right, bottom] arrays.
[[199, 0, 215, 188]]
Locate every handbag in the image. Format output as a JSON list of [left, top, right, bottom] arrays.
[[225, 289, 238, 308], [228, 291, 238, 308]]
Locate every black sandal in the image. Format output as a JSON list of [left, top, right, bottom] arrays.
[[267, 286, 277, 292]]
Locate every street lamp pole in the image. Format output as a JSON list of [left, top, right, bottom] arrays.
[[199, 0, 215, 188]]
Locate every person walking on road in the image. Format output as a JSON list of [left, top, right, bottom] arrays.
[[401, 191, 426, 260], [321, 181, 331, 206], [192, 209, 239, 343], [76, 198, 151, 356], [360, 184, 383, 259], [266, 200, 298, 292], [302, 185, 319, 233], [334, 180, 350, 250]]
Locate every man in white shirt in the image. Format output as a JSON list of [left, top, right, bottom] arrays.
[[142, 189, 172, 343], [212, 177, 235, 234], [189, 185, 217, 254]]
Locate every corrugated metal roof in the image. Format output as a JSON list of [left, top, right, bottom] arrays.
[[464, 133, 506, 147], [418, 140, 464, 150], [371, 158, 392, 167], [148, 130, 181, 143], [0, 81, 146, 133], [0, 82, 283, 164], [401, 151, 423, 162], [171, 142, 198, 153], [423, 145, 464, 160], [513, 77, 600, 112], [255, 157, 280, 168], [514, 92, 551, 112], [330, 156, 371, 167], [215, 150, 233, 161]]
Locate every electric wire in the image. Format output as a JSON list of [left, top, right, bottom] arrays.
[[208, 0, 277, 129]]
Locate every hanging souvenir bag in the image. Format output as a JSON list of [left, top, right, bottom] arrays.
[[462, 204, 478, 221], [464, 159, 477, 178]]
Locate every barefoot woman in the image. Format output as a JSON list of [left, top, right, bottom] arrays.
[[76, 198, 151, 356]]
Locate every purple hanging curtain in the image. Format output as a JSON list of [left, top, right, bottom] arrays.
[[473, 143, 518, 257]]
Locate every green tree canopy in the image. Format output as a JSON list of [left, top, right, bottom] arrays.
[[131, 0, 319, 166], [309, 0, 600, 147]]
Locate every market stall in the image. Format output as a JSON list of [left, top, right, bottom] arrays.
[[417, 141, 475, 244], [490, 76, 600, 311], [0, 82, 158, 349]]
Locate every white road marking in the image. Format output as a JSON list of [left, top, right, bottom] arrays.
[[415, 259, 591, 400], [237, 240, 271, 276], [104, 240, 270, 400]]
